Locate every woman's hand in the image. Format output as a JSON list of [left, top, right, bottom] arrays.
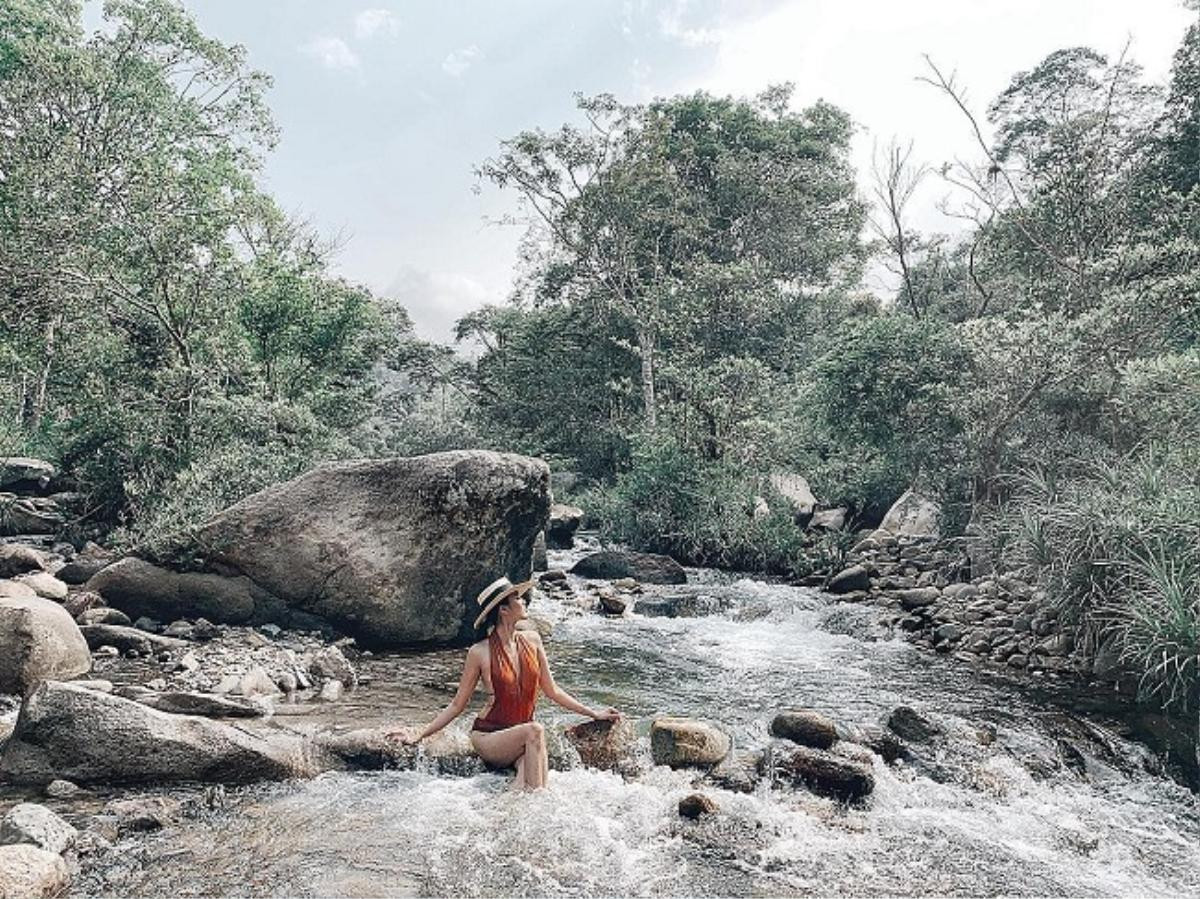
[[591, 707, 622, 722], [385, 726, 421, 745]]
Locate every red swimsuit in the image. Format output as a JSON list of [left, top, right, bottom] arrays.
[[471, 630, 540, 733]]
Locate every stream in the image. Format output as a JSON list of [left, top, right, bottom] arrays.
[[37, 544, 1200, 896]]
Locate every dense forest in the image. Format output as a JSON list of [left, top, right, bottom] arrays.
[[2, 0, 1197, 711]]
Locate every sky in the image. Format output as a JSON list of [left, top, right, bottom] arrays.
[[147, 1, 1196, 341]]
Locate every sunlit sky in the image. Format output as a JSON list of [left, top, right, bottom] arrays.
[[143, 2, 1196, 340]]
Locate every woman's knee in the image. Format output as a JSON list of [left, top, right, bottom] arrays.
[[525, 722, 545, 743]]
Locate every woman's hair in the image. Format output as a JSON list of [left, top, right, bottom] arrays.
[[475, 596, 510, 640]]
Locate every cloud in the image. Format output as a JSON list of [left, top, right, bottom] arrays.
[[657, 0, 726, 47], [354, 8, 401, 40], [442, 45, 482, 77], [300, 36, 360, 70], [385, 266, 491, 343]]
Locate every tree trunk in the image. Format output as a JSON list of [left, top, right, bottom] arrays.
[[637, 325, 657, 429], [28, 313, 63, 428]]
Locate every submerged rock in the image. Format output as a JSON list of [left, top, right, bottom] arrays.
[[0, 681, 314, 785], [650, 717, 729, 768], [885, 706, 941, 743], [0, 844, 69, 898], [0, 596, 91, 695], [705, 750, 764, 794], [766, 743, 875, 801], [0, 803, 77, 854], [571, 550, 687, 585], [678, 793, 719, 819]]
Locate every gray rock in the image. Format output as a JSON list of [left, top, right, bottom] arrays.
[[61, 590, 104, 620], [597, 591, 631, 616], [934, 623, 964, 643], [571, 550, 687, 585], [546, 503, 584, 549], [115, 687, 270, 719], [11, 573, 66, 602], [770, 710, 838, 749], [769, 472, 817, 518], [76, 607, 131, 628], [0, 458, 54, 493], [0, 681, 314, 785], [77, 624, 185, 656], [808, 507, 847, 531], [103, 797, 180, 834], [53, 557, 110, 585], [0, 496, 63, 536], [0, 803, 77, 854], [633, 592, 731, 618], [0, 545, 47, 578], [161, 620, 195, 640], [235, 667, 280, 698], [92, 452, 550, 647], [885, 706, 941, 743], [532, 531, 548, 571], [0, 844, 69, 898], [318, 680, 344, 701], [42, 780, 84, 799], [827, 565, 871, 594], [705, 750, 764, 793], [649, 717, 729, 768], [0, 596, 91, 695], [897, 587, 941, 610], [876, 489, 940, 538], [309, 645, 357, 688]]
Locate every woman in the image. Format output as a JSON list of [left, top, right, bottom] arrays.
[[387, 576, 620, 790]]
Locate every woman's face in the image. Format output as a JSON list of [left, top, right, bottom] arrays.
[[499, 593, 528, 624]]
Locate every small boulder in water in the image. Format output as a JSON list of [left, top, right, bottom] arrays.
[[705, 750, 764, 794], [597, 591, 632, 616], [771, 710, 838, 750], [309, 645, 358, 689], [571, 550, 686, 585], [766, 743, 875, 801], [678, 793, 718, 819], [885, 706, 941, 743], [564, 718, 639, 773], [0, 803, 77, 854], [650, 717, 729, 768]]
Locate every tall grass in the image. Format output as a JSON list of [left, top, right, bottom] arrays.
[[982, 444, 1200, 711]]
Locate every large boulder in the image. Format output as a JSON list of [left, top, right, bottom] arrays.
[[0, 597, 91, 695], [0, 844, 69, 899], [0, 681, 315, 785], [87, 558, 273, 625], [94, 452, 550, 647], [571, 550, 687, 585], [650, 717, 729, 768], [546, 504, 584, 549], [0, 496, 62, 536], [12, 572, 66, 602], [0, 545, 47, 578]]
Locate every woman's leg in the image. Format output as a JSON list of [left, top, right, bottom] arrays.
[[511, 754, 527, 791], [469, 722, 547, 790]]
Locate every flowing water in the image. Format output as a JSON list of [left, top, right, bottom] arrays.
[[67, 548, 1200, 897]]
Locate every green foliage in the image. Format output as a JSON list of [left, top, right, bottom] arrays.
[[581, 435, 835, 576]]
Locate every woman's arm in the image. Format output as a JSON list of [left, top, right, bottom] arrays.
[[388, 647, 481, 742], [531, 633, 620, 721]]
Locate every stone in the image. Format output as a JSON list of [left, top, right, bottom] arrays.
[[808, 507, 848, 531], [61, 590, 104, 620], [0, 844, 69, 899], [319, 680, 344, 701], [317, 728, 416, 771], [235, 666, 280, 698], [770, 710, 838, 750], [103, 797, 181, 834], [71, 679, 113, 693], [132, 616, 161, 632], [0, 458, 54, 492], [0, 545, 47, 578], [162, 620, 195, 640], [0, 496, 63, 536], [678, 793, 718, 819], [878, 489, 940, 537], [91, 452, 550, 647], [632, 593, 731, 619], [42, 780, 84, 799], [539, 569, 567, 584], [897, 587, 941, 610], [309, 645, 357, 688], [76, 607, 131, 627], [77, 624, 185, 656], [934, 623, 964, 643], [275, 672, 298, 693], [827, 565, 870, 594], [115, 687, 270, 719], [769, 472, 817, 518], [705, 751, 764, 793], [0, 579, 36, 600], [571, 550, 686, 585], [0, 681, 314, 785], [835, 723, 907, 763], [0, 803, 77, 854], [597, 591, 631, 616], [563, 718, 638, 773], [544, 726, 582, 772], [531, 531, 548, 571], [885, 706, 941, 743], [0, 596, 91, 695], [650, 717, 729, 768], [53, 557, 110, 585], [173, 651, 200, 674], [767, 743, 875, 801], [546, 503, 585, 549]]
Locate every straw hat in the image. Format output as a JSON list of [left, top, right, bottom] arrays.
[[472, 576, 535, 631]]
